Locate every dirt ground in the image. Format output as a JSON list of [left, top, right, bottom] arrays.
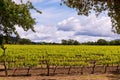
[[0, 66, 120, 80], [0, 74, 120, 80]]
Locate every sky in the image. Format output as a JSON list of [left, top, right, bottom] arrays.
[[14, 0, 120, 43]]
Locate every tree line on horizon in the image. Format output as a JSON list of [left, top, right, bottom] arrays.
[[61, 39, 120, 45], [1, 36, 120, 45]]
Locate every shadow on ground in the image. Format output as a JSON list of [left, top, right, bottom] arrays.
[[106, 71, 120, 80]]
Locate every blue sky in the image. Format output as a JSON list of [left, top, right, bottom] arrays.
[[14, 0, 120, 43]]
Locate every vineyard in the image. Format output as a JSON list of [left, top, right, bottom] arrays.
[[0, 45, 120, 76]]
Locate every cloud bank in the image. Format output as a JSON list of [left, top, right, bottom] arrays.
[[16, 14, 120, 43]]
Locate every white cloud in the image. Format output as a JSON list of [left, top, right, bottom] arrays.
[[57, 17, 81, 31], [13, 0, 42, 4], [16, 14, 120, 43], [58, 14, 118, 37], [16, 25, 58, 42]]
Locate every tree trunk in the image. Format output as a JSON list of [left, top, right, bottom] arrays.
[[91, 61, 96, 74], [27, 67, 31, 76], [68, 66, 72, 74], [1, 35, 8, 77], [46, 60, 50, 76], [104, 64, 109, 73], [80, 66, 84, 75], [3, 60, 8, 77], [53, 66, 57, 75], [2, 47, 8, 77], [116, 63, 119, 72], [13, 68, 17, 76]]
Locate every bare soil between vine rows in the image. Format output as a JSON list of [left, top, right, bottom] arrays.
[[0, 65, 120, 80]]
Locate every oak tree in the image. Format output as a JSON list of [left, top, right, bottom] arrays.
[[0, 0, 41, 76]]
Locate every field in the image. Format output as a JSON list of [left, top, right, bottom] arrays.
[[0, 45, 120, 80]]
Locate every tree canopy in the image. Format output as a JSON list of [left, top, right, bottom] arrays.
[[0, 0, 41, 36], [0, 0, 41, 45], [62, 0, 120, 34]]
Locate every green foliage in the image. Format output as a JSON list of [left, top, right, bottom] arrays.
[[97, 39, 108, 45], [61, 39, 80, 45], [0, 45, 120, 69], [18, 38, 32, 44], [0, 0, 41, 37]]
